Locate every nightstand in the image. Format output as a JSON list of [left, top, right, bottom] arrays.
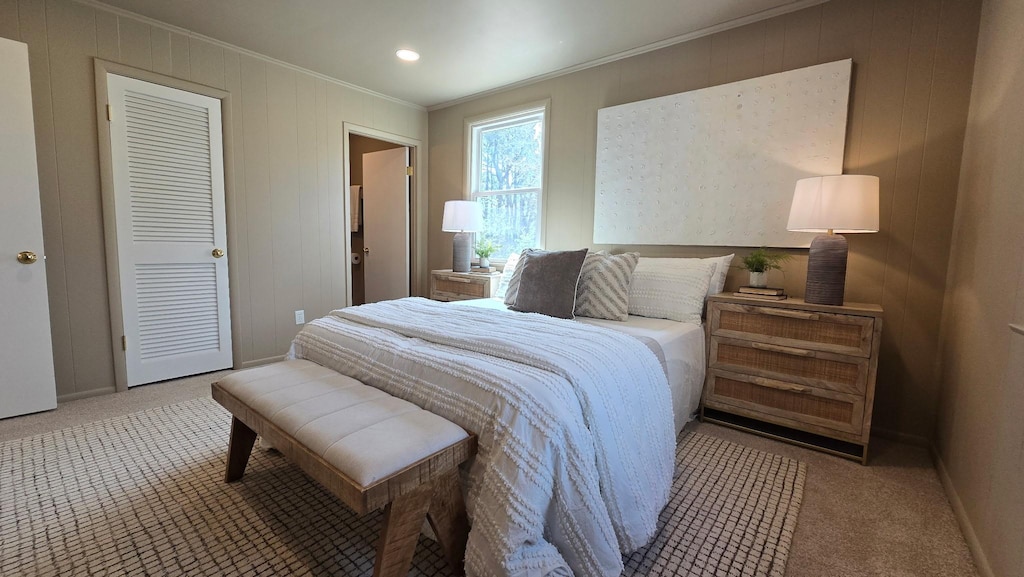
[[430, 269, 501, 302], [701, 294, 883, 464]]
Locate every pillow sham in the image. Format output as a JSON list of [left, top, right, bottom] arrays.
[[574, 251, 640, 321], [494, 251, 521, 300], [627, 258, 716, 323], [509, 249, 589, 319]]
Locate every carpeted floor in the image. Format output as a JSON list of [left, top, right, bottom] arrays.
[[0, 373, 979, 577], [1, 398, 803, 577]]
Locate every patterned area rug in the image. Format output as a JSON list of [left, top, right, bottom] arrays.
[[0, 398, 805, 576]]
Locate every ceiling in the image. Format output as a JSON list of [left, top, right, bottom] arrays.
[[95, 0, 821, 109]]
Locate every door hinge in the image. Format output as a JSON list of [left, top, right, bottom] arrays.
[[106, 104, 113, 122], [405, 166, 414, 176], [121, 335, 127, 351]]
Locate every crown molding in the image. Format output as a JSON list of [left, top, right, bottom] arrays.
[[427, 0, 829, 112], [73, 0, 426, 111], [75, 0, 829, 113]]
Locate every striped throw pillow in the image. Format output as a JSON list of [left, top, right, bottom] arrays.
[[574, 252, 640, 321]]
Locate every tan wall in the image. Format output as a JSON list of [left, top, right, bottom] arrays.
[[0, 0, 428, 400], [428, 0, 981, 441], [935, 0, 1024, 575]]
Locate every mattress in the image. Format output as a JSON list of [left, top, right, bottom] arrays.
[[453, 298, 706, 433]]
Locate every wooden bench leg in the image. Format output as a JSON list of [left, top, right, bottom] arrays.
[[426, 469, 470, 575], [224, 416, 258, 483], [374, 483, 433, 577]]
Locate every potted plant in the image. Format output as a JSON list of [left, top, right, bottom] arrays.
[[740, 248, 790, 288], [475, 238, 500, 268]]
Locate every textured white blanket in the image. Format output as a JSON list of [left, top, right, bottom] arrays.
[[289, 298, 674, 577]]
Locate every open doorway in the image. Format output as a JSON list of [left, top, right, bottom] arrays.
[[348, 133, 412, 306]]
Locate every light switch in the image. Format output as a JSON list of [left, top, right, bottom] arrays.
[[295, 310, 305, 325]]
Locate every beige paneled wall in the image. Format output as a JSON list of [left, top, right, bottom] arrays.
[[935, 0, 1024, 575], [0, 0, 427, 399], [428, 0, 982, 441]]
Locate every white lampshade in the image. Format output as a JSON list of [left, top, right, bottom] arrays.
[[441, 200, 483, 232], [787, 175, 880, 233]]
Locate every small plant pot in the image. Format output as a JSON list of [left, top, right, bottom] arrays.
[[479, 257, 490, 268], [748, 271, 767, 288]]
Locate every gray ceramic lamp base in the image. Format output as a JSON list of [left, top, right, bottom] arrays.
[[452, 232, 472, 273], [805, 233, 848, 306]]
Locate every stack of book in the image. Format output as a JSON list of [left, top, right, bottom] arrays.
[[733, 286, 787, 300]]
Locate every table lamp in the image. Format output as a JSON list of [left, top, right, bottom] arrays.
[[442, 200, 483, 273], [787, 175, 879, 305]]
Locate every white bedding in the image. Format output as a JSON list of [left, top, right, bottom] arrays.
[[454, 298, 706, 433], [288, 298, 675, 577]]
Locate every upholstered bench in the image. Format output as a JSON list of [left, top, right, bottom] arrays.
[[211, 360, 476, 577]]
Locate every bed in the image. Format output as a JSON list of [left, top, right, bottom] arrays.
[[286, 266, 712, 577]]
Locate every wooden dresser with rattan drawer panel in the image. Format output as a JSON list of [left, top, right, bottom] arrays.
[[430, 269, 501, 302], [701, 294, 883, 464]]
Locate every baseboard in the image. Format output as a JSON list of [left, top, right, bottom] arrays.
[[871, 426, 929, 447], [241, 355, 285, 369], [57, 387, 117, 403], [930, 445, 995, 577]]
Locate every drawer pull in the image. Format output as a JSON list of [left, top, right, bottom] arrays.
[[751, 341, 817, 358], [441, 276, 472, 283], [757, 307, 821, 321], [751, 376, 812, 394]]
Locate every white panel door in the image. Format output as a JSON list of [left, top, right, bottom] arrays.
[[106, 74, 232, 387], [0, 38, 57, 419], [362, 147, 411, 303]]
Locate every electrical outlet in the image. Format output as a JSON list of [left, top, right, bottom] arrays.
[[294, 310, 305, 325]]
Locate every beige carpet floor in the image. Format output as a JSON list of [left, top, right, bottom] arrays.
[[0, 372, 979, 577], [1, 397, 803, 577]]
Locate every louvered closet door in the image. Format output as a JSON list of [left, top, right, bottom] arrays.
[[106, 74, 231, 387]]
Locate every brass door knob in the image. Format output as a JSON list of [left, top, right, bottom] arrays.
[[212, 248, 225, 258], [16, 251, 38, 264]]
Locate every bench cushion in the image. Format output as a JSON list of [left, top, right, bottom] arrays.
[[216, 359, 469, 487]]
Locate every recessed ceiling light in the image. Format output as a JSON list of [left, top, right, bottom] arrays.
[[396, 49, 420, 62]]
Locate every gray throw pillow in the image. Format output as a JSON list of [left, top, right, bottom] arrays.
[[509, 249, 589, 319], [574, 252, 640, 321]]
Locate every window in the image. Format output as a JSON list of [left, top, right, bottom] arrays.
[[468, 105, 546, 260]]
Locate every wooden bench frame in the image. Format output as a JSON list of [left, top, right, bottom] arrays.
[[212, 382, 476, 577]]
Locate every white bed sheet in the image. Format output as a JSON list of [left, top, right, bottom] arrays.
[[453, 298, 706, 433]]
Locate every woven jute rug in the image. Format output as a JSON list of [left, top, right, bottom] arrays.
[[0, 398, 805, 576]]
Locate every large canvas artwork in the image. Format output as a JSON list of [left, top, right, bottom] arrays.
[[593, 59, 851, 247]]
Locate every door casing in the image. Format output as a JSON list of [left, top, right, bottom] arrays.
[[343, 123, 424, 308], [95, 60, 240, 392]]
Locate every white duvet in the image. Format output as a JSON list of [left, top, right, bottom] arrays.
[[288, 298, 675, 577]]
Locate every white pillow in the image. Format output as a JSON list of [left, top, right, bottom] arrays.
[[703, 254, 734, 295], [494, 252, 521, 300], [627, 258, 716, 324]]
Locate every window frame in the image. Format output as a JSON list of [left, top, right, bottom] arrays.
[[464, 100, 550, 263]]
